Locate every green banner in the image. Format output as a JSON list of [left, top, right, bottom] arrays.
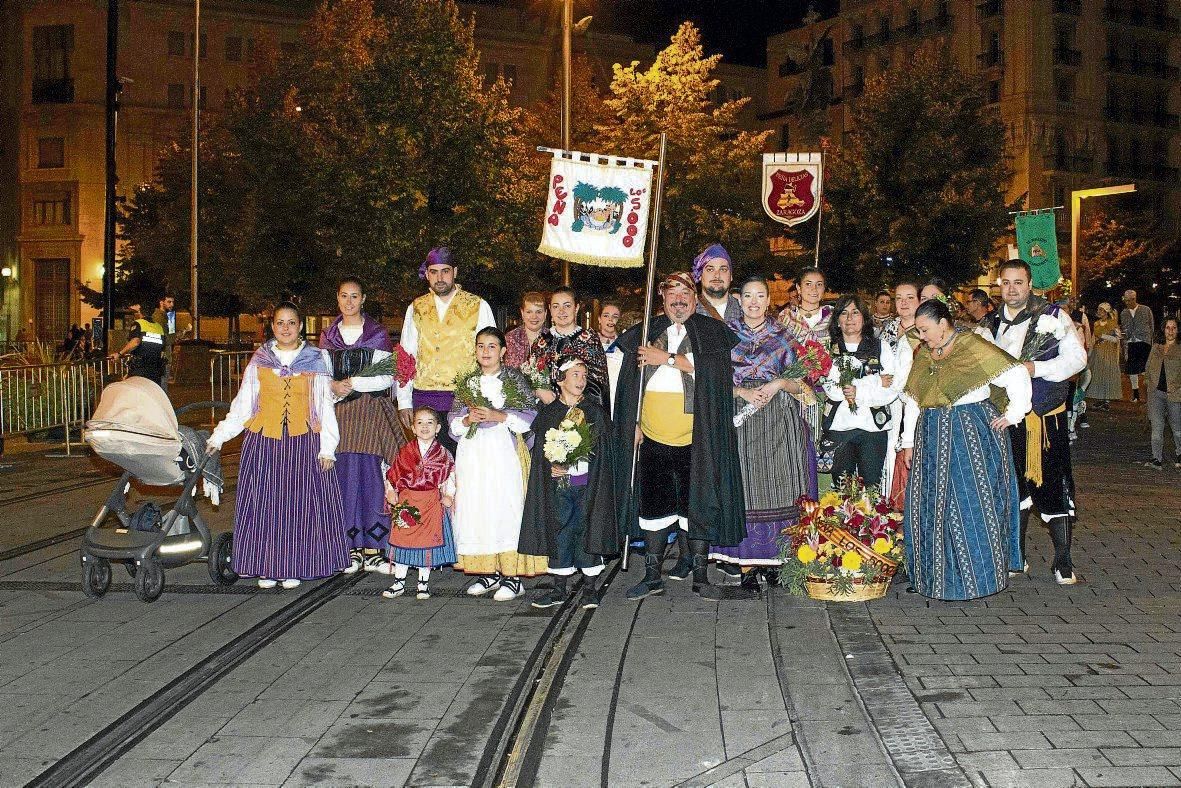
[[1015, 211, 1061, 290]]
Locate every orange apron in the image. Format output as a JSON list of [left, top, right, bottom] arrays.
[[391, 488, 445, 550]]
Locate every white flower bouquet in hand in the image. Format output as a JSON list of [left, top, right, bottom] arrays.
[[1021, 313, 1067, 361], [543, 408, 595, 489]]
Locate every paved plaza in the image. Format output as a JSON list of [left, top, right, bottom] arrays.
[[0, 402, 1178, 787]]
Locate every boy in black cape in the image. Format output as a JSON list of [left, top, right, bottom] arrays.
[[519, 356, 619, 609]]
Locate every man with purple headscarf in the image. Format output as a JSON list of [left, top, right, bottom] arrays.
[[398, 247, 496, 454], [693, 243, 742, 324]]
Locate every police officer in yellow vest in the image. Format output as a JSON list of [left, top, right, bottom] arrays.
[[109, 303, 167, 387], [397, 247, 496, 454]]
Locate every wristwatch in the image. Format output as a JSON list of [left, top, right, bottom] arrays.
[[665, 353, 677, 367]]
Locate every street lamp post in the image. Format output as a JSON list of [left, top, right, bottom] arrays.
[[1071, 183, 1136, 292], [190, 0, 201, 340]]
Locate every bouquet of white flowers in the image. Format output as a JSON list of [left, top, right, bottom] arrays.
[[543, 407, 595, 489], [1020, 313, 1068, 362]]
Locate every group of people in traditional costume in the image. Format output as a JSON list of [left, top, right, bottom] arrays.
[[207, 242, 1101, 607]]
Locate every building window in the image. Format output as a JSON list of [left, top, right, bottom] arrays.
[[1052, 184, 1066, 206], [198, 85, 207, 110], [879, 15, 891, 40], [167, 31, 186, 57], [503, 63, 518, 85], [31, 195, 71, 226], [189, 32, 208, 58], [821, 37, 834, 66], [852, 23, 864, 43], [988, 80, 1000, 103], [938, 0, 950, 18], [1055, 74, 1074, 103], [1108, 137, 1120, 171], [37, 138, 65, 168], [32, 25, 74, 104], [225, 36, 242, 62], [167, 83, 186, 109], [246, 38, 256, 63], [908, 8, 920, 30], [780, 124, 791, 149]]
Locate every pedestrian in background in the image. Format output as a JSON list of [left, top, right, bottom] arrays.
[[152, 293, 187, 387], [1121, 289, 1154, 403], [1145, 317, 1181, 469], [207, 301, 348, 589], [963, 288, 995, 324], [505, 291, 547, 368], [1088, 303, 1122, 410], [870, 289, 894, 335], [108, 304, 167, 388]]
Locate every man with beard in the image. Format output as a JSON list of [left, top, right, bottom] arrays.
[[527, 286, 611, 418], [613, 272, 745, 601], [693, 244, 742, 323], [398, 247, 496, 454], [979, 260, 1087, 585]]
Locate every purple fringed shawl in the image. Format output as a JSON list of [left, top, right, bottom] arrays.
[[319, 314, 393, 351], [249, 341, 331, 431]]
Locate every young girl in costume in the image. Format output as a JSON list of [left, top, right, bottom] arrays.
[[520, 356, 618, 610], [448, 327, 546, 601], [383, 407, 456, 600], [208, 302, 348, 588]]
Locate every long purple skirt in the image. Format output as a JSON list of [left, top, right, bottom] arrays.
[[336, 452, 391, 550], [232, 429, 349, 580]]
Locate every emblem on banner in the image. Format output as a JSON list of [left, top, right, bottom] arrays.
[[762, 153, 823, 227]]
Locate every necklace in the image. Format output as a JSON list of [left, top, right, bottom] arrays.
[[932, 332, 956, 357], [744, 318, 768, 333]]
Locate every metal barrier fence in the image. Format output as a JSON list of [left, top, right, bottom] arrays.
[[0, 357, 128, 454], [209, 350, 254, 408]]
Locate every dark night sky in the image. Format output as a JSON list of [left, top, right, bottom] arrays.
[[471, 1, 835, 67]]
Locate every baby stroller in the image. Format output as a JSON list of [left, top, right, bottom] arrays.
[[80, 377, 233, 602]]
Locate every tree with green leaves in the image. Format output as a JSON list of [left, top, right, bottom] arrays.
[[810, 51, 1013, 291]]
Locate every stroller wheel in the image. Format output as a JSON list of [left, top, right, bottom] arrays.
[[208, 532, 239, 586], [82, 558, 112, 599], [125, 562, 137, 578], [134, 559, 165, 603]]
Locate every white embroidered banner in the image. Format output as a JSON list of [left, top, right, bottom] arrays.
[[762, 152, 823, 227], [538, 149, 657, 268]]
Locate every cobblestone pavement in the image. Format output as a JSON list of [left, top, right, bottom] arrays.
[[862, 403, 1181, 788]]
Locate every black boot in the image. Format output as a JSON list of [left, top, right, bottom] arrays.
[[668, 531, 692, 581], [581, 572, 604, 609], [531, 574, 569, 609], [627, 528, 671, 601], [761, 567, 781, 588], [1048, 516, 1076, 584], [1009, 509, 1031, 577], [739, 568, 762, 594], [690, 539, 723, 599]]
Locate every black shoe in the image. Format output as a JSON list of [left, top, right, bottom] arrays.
[[531, 575, 569, 609], [1048, 516, 1073, 581], [761, 568, 781, 588], [627, 529, 671, 601], [1147, 459, 1164, 470], [1133, 391, 1141, 403], [740, 570, 762, 592], [668, 532, 692, 580], [581, 577, 605, 609], [689, 539, 714, 597]]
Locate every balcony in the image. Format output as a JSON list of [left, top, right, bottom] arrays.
[[844, 81, 865, 99], [978, 50, 1005, 69], [31, 78, 74, 104], [1104, 105, 1181, 128], [1104, 3, 1181, 33], [1105, 162, 1180, 182], [977, 0, 1003, 20], [1053, 0, 1083, 14], [1053, 47, 1082, 66], [1106, 56, 1181, 79], [921, 13, 953, 33], [1043, 153, 1094, 173]]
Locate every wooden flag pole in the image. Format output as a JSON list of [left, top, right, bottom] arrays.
[[813, 146, 825, 269], [623, 132, 668, 572]]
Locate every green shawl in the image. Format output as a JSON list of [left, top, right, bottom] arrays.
[[905, 331, 1019, 409]]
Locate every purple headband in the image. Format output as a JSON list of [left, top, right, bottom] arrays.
[[692, 243, 731, 282], [419, 247, 453, 280]]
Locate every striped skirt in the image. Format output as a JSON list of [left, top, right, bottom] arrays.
[[232, 429, 349, 581], [904, 401, 1022, 601], [391, 510, 458, 569], [712, 390, 814, 566]]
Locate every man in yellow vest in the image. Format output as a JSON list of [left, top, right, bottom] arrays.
[[108, 303, 167, 387], [397, 247, 496, 453]]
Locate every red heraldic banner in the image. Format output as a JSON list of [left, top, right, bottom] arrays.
[[762, 152, 823, 227]]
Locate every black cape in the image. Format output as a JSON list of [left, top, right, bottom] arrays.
[[611, 313, 746, 546], [519, 399, 620, 559]]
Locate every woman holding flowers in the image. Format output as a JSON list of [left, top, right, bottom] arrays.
[[710, 277, 818, 591], [899, 299, 1031, 600], [320, 276, 412, 574], [449, 327, 546, 601]]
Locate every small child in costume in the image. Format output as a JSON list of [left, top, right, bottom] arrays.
[[382, 407, 457, 600], [519, 356, 618, 610]]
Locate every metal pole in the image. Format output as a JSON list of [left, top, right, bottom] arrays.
[[623, 132, 667, 571], [1071, 193, 1081, 293], [102, 0, 119, 353], [813, 148, 825, 269], [560, 0, 572, 286], [190, 0, 201, 340]]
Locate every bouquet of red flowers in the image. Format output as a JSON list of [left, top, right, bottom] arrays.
[[355, 345, 417, 387], [733, 338, 833, 427], [390, 501, 421, 529]]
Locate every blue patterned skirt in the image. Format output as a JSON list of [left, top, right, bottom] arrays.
[[904, 401, 1022, 601], [391, 510, 458, 569]]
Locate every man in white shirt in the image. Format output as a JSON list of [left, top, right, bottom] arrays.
[[979, 260, 1088, 585], [397, 247, 496, 454]]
